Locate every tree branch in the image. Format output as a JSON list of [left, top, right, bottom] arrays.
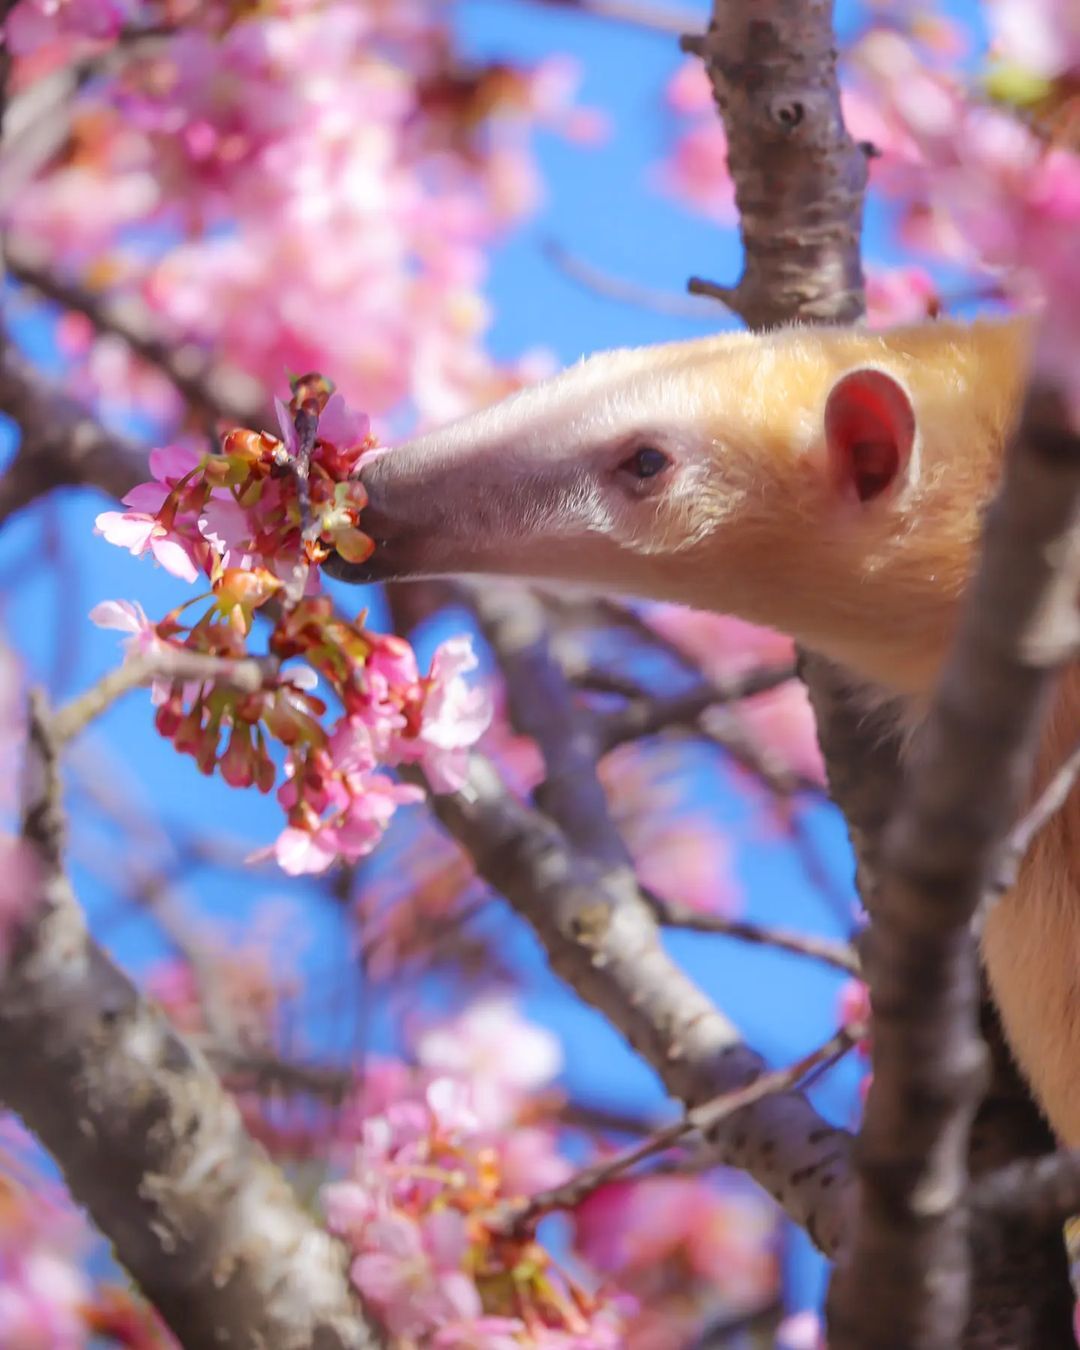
[[969, 1150, 1080, 1238], [686, 1, 868, 329], [496, 1024, 856, 1233], [418, 754, 854, 1255], [1, 693, 381, 1350], [542, 237, 720, 320], [520, 0, 702, 36], [465, 580, 629, 867], [643, 888, 860, 974], [691, 1, 1077, 1343], [7, 237, 267, 432], [595, 662, 797, 751], [828, 381, 1080, 1349], [51, 651, 282, 745], [0, 348, 148, 523]]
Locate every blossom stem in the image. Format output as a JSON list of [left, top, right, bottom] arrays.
[[51, 651, 280, 745]]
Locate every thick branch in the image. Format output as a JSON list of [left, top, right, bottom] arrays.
[[969, 1149, 1080, 1237], [465, 581, 629, 866], [421, 754, 854, 1254], [1, 695, 379, 1350], [828, 385, 1080, 1350], [7, 237, 266, 431], [688, 1, 868, 328], [0, 348, 148, 522], [693, 1, 1076, 1343]]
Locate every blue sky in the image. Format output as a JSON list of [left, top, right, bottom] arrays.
[[0, 0, 989, 1327]]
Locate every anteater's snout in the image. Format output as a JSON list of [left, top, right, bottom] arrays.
[[323, 454, 422, 586]]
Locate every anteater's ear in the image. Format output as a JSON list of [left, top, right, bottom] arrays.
[[824, 368, 916, 504]]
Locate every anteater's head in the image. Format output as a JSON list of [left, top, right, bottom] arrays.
[[328, 318, 1028, 695]]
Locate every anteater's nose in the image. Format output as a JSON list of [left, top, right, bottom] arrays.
[[322, 455, 409, 585], [354, 454, 396, 540]]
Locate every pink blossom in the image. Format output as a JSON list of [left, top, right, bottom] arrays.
[[321, 1181, 375, 1243], [89, 598, 158, 656], [198, 496, 256, 567], [149, 443, 203, 486], [657, 121, 737, 223], [409, 637, 494, 792], [865, 266, 940, 326], [433, 1317, 527, 1349], [853, 28, 1080, 418], [5, 0, 137, 55], [94, 509, 200, 583], [986, 0, 1080, 80], [333, 776, 425, 861], [666, 60, 714, 116], [351, 1211, 482, 1341], [576, 1176, 777, 1331], [266, 825, 340, 877], [631, 815, 740, 916], [0, 1161, 91, 1350], [497, 1126, 573, 1196], [89, 597, 182, 706], [317, 393, 371, 453], [416, 995, 563, 1096], [777, 1310, 827, 1349], [426, 1077, 481, 1136]]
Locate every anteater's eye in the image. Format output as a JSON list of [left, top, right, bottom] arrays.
[[620, 446, 672, 480]]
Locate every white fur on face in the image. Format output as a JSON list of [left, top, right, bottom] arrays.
[[389, 343, 742, 562]]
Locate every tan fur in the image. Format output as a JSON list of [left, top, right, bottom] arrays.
[[349, 313, 1080, 1143]]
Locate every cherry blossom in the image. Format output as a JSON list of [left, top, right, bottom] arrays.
[[777, 1310, 828, 1350], [575, 1175, 777, 1349], [93, 380, 491, 874], [5, 0, 138, 55], [322, 1000, 625, 1347], [416, 995, 563, 1129]]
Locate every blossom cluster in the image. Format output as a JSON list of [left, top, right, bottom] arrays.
[[323, 997, 629, 1348], [315, 997, 781, 1349], [848, 17, 1080, 420], [94, 381, 492, 876], [4, 2, 590, 434]]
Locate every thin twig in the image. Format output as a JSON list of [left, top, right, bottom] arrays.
[[415, 753, 855, 1255], [50, 651, 281, 745], [203, 1043, 354, 1100], [6, 237, 266, 430], [978, 738, 1080, 923], [642, 888, 860, 974], [542, 238, 721, 321], [493, 1024, 857, 1233], [597, 663, 797, 751], [518, 0, 704, 36]]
